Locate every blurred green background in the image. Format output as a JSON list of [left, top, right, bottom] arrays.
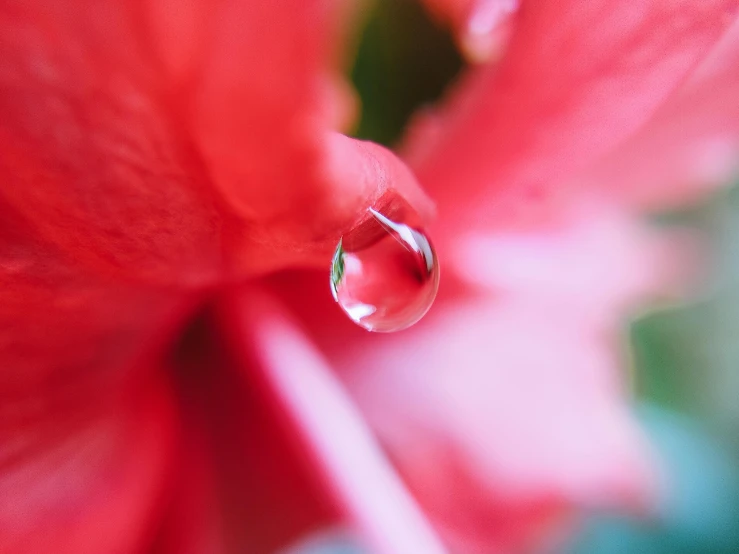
[[580, 189, 739, 554], [347, 1, 739, 552], [349, 0, 461, 145]]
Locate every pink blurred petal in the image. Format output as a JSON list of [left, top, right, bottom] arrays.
[[274, 207, 681, 551], [579, 15, 739, 209], [335, 298, 657, 551], [404, 0, 739, 235], [421, 0, 519, 62], [449, 202, 700, 323]]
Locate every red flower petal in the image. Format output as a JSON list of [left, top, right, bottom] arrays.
[[0, 202, 199, 395], [147, 430, 224, 554], [0, 1, 224, 283], [157, 305, 342, 554], [212, 287, 447, 553], [0, 0, 431, 283], [0, 372, 178, 553], [0, 201, 199, 551], [0, 3, 436, 550]]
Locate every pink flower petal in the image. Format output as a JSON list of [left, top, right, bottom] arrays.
[[580, 15, 739, 209], [274, 208, 679, 551], [403, 0, 739, 234], [421, 0, 519, 62], [335, 298, 657, 551]]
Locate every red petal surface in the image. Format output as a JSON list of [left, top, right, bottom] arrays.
[[0, 370, 178, 553], [0, 203, 200, 551], [215, 287, 447, 554], [147, 430, 224, 554], [161, 305, 343, 554], [0, 1, 224, 284], [0, 0, 430, 284], [0, 197, 198, 400], [145, 290, 447, 553], [0, 1, 436, 551]]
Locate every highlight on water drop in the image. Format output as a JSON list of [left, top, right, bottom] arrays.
[[330, 194, 440, 332]]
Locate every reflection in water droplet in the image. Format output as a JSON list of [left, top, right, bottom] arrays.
[[330, 196, 439, 332]]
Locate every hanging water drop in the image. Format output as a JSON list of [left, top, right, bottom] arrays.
[[330, 196, 440, 332]]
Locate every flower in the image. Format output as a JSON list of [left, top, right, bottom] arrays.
[[1, 1, 738, 553]]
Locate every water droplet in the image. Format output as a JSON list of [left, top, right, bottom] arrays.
[[330, 196, 439, 332]]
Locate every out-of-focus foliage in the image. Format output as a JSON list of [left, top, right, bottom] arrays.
[[633, 186, 739, 453], [568, 186, 739, 553], [350, 0, 461, 145], [568, 404, 739, 554]]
